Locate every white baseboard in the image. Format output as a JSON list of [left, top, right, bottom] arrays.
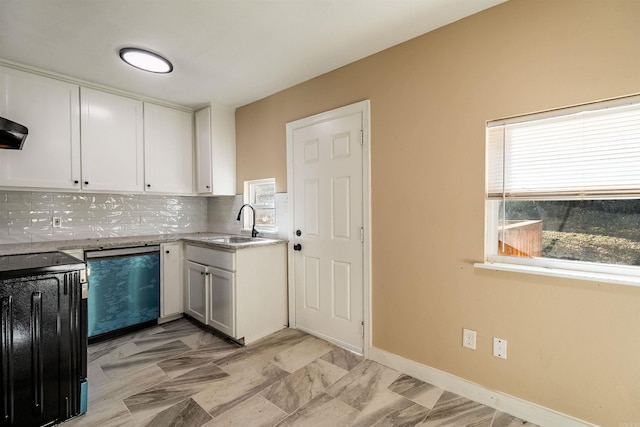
[[368, 346, 598, 427]]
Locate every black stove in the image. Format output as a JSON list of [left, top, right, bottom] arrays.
[[0, 250, 88, 425], [0, 251, 85, 279]]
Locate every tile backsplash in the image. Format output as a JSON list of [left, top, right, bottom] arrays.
[[0, 191, 208, 244], [0, 191, 289, 245]]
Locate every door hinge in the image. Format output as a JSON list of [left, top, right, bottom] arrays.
[[360, 227, 364, 243], [361, 321, 365, 337], [360, 129, 364, 146]]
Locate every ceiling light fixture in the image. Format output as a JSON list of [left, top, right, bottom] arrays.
[[119, 47, 173, 74]]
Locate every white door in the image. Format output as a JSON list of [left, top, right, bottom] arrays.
[[289, 105, 366, 353], [207, 266, 235, 338], [184, 261, 208, 324]]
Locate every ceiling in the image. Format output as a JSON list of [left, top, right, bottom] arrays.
[[0, 0, 506, 109]]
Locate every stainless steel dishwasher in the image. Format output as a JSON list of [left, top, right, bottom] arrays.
[[85, 246, 160, 342]]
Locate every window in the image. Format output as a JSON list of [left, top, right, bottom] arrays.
[[481, 95, 640, 285], [243, 178, 276, 232]]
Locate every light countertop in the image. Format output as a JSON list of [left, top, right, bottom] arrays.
[[0, 232, 287, 256]]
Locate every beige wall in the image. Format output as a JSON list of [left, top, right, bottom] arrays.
[[235, 1, 640, 425]]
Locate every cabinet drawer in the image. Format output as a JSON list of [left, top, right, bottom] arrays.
[[186, 245, 235, 271]]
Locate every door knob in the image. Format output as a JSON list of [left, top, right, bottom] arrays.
[[293, 244, 302, 251], [296, 230, 302, 236]]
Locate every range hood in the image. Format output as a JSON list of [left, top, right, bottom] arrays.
[[0, 117, 28, 150]]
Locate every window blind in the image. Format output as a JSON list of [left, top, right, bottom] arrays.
[[487, 100, 640, 200]]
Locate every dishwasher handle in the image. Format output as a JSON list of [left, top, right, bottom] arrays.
[[85, 245, 160, 259]]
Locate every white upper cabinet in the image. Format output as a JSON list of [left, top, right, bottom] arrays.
[[144, 103, 193, 194], [0, 66, 81, 190], [80, 87, 144, 192], [195, 105, 236, 195], [0, 65, 197, 195], [194, 107, 212, 193]]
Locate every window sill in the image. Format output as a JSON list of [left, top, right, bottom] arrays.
[[474, 261, 640, 287]]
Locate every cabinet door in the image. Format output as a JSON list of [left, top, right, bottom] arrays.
[[80, 87, 144, 192], [0, 277, 62, 426], [195, 105, 236, 195], [194, 106, 213, 194], [144, 103, 193, 194], [0, 66, 81, 189], [184, 261, 207, 324], [207, 266, 235, 338], [209, 105, 236, 195], [161, 243, 183, 318]]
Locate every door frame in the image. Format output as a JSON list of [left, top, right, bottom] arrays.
[[285, 100, 371, 356]]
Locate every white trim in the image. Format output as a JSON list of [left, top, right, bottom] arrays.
[[242, 178, 277, 232], [369, 346, 598, 427], [286, 120, 296, 335], [285, 100, 372, 357], [488, 92, 640, 127], [474, 261, 640, 287], [0, 58, 194, 112]]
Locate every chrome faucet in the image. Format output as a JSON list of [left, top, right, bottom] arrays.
[[236, 204, 259, 237]]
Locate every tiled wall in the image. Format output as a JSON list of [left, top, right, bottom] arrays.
[[207, 193, 289, 239], [0, 191, 208, 244]]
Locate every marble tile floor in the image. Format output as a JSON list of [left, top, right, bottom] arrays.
[[62, 319, 539, 427]]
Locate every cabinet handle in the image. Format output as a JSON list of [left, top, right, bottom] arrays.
[[165, 250, 170, 254], [147, 184, 151, 188], [1, 296, 14, 424], [31, 292, 43, 414], [74, 180, 79, 184], [84, 181, 89, 185], [206, 185, 210, 189]]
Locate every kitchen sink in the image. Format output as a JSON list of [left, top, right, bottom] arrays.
[[191, 235, 280, 247], [199, 235, 262, 245], [214, 236, 255, 244]]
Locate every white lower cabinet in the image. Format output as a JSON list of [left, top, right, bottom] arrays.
[[160, 242, 183, 321], [184, 243, 287, 344]]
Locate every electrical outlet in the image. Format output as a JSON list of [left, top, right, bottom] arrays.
[[462, 328, 476, 350], [493, 337, 507, 359], [52, 217, 62, 228]]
